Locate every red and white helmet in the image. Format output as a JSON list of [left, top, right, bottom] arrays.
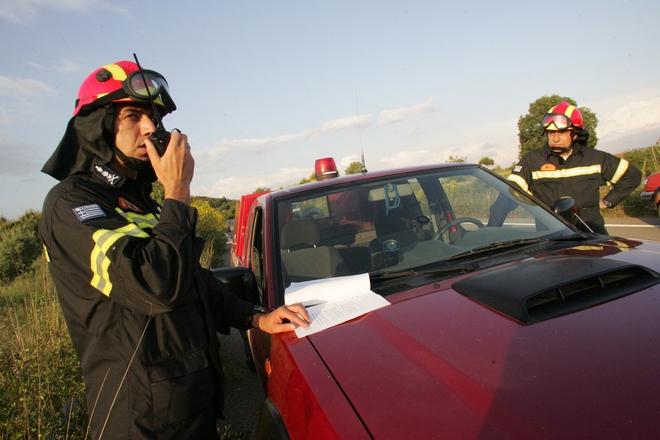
[[73, 60, 176, 116], [541, 102, 584, 131]]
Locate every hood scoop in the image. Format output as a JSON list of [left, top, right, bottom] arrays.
[[452, 256, 660, 324]]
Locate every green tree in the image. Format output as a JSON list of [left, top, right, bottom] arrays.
[[191, 199, 227, 268], [298, 173, 316, 185], [478, 156, 495, 168], [253, 187, 271, 194], [446, 155, 466, 163], [345, 161, 363, 175], [518, 95, 599, 159], [0, 210, 42, 283], [192, 196, 237, 219], [150, 180, 165, 205]]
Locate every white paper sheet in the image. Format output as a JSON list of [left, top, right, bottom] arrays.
[[285, 273, 372, 306], [285, 274, 390, 337]]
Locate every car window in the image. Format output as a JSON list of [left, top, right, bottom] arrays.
[[276, 166, 573, 290]]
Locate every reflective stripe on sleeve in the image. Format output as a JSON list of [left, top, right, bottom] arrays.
[[114, 208, 159, 229], [507, 174, 531, 194], [531, 164, 601, 180], [90, 223, 150, 296], [609, 159, 630, 185]]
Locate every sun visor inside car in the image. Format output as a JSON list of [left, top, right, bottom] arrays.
[[452, 256, 660, 324]]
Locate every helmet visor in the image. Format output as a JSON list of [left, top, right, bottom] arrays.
[[123, 70, 176, 114], [541, 114, 574, 131]]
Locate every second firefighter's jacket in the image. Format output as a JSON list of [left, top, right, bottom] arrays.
[[507, 144, 641, 231]]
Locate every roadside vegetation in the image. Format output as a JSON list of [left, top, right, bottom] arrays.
[[0, 194, 238, 439]]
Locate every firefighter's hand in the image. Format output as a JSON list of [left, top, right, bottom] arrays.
[[254, 303, 311, 334], [146, 130, 194, 205]]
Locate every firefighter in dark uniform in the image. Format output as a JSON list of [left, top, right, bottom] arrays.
[[38, 60, 309, 439], [492, 102, 641, 234]]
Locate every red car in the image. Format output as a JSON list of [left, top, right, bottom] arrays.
[[214, 162, 660, 439], [640, 171, 660, 215]]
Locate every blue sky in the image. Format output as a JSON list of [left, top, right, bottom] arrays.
[[2, 0, 660, 219]]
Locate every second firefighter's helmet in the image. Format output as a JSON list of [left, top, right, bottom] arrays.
[[541, 102, 584, 131]]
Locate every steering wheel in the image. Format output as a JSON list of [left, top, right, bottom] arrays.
[[303, 207, 323, 218], [432, 217, 485, 242]]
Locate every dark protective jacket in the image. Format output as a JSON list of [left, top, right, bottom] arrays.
[[38, 164, 253, 439], [506, 143, 641, 234], [39, 106, 256, 438]]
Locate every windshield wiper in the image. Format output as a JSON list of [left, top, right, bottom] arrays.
[[548, 232, 591, 241], [370, 264, 473, 282], [447, 238, 543, 261]]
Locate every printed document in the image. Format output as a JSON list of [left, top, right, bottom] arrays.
[[285, 274, 390, 337]]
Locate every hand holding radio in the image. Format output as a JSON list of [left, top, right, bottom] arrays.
[[150, 127, 171, 156], [145, 129, 194, 205]]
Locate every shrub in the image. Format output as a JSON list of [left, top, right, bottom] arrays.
[[191, 200, 228, 269], [0, 211, 42, 284]]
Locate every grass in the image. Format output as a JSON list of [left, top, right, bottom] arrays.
[[0, 256, 88, 439], [0, 256, 253, 439]]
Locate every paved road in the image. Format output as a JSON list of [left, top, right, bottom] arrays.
[[218, 330, 262, 437], [216, 215, 660, 436], [604, 217, 660, 241]]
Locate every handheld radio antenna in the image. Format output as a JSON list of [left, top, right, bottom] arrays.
[[132, 53, 171, 155], [133, 53, 163, 127]]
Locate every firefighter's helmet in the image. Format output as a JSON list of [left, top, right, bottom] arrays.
[[541, 102, 584, 131], [73, 60, 176, 116]]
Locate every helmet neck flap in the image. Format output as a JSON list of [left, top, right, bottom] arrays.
[[42, 105, 157, 183]]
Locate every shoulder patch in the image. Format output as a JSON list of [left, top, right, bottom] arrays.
[[540, 163, 557, 171], [513, 165, 522, 173], [73, 204, 106, 222], [93, 164, 123, 186], [118, 197, 143, 213]]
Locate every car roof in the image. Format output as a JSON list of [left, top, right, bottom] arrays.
[[265, 162, 476, 199]]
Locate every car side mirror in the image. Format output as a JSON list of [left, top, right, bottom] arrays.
[[550, 197, 579, 226], [211, 266, 260, 306]]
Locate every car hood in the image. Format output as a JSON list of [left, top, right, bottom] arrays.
[[307, 239, 660, 439]]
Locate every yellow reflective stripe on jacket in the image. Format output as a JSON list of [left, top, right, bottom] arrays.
[[609, 159, 629, 185], [115, 208, 159, 229], [531, 164, 601, 180], [507, 174, 531, 194], [90, 223, 150, 296]]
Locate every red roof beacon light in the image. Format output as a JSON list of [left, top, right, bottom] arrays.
[[314, 157, 339, 181]]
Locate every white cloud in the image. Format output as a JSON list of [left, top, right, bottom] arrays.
[[0, 76, 57, 98], [596, 97, 660, 142], [339, 154, 361, 168], [378, 99, 441, 125], [195, 98, 439, 167], [193, 166, 311, 200], [321, 114, 374, 132], [28, 58, 81, 74], [379, 149, 443, 168], [195, 128, 319, 167], [0, 0, 131, 24]]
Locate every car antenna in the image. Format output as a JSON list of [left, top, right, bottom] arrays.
[[355, 87, 368, 174]]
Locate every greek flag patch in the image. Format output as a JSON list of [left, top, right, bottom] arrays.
[[73, 204, 106, 222]]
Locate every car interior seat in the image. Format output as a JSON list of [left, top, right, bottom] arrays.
[[369, 207, 420, 254], [280, 219, 349, 282]]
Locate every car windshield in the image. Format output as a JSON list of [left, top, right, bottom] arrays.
[[275, 165, 574, 286]]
